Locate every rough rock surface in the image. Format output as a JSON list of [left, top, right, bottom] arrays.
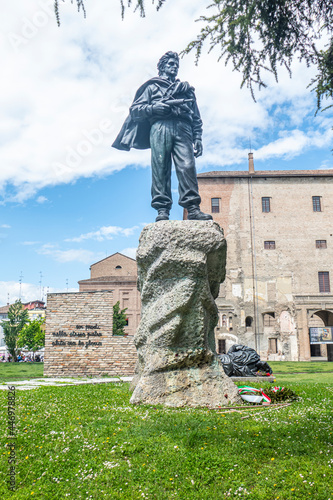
[[130, 220, 240, 407]]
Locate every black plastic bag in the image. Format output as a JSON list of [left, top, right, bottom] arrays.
[[218, 344, 273, 377]]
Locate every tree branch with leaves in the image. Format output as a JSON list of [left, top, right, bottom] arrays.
[[112, 301, 128, 336], [1, 301, 29, 361], [54, 0, 333, 113], [17, 318, 45, 360]]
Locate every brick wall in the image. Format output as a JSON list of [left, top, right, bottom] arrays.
[[78, 280, 141, 336], [44, 291, 137, 377], [90, 253, 137, 279]]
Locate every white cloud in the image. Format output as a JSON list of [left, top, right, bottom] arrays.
[[0, 280, 78, 306], [37, 244, 103, 264], [256, 128, 333, 161], [0, 224, 11, 228], [120, 247, 137, 260], [66, 225, 139, 242], [36, 195, 48, 203], [318, 160, 333, 170], [0, 0, 332, 203]]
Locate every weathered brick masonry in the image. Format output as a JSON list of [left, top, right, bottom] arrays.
[[44, 291, 137, 377]]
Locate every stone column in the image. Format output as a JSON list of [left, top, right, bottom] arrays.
[[130, 220, 240, 407], [297, 306, 311, 361]]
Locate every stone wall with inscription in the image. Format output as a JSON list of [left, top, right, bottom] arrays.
[[44, 291, 137, 377]]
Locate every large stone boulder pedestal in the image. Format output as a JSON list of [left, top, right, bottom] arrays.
[[130, 220, 240, 407]]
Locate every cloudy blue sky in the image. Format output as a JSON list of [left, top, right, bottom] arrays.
[[0, 0, 332, 305]]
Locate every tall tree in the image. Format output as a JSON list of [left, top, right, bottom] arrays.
[[54, 0, 333, 113], [1, 301, 29, 362], [112, 301, 128, 336], [17, 318, 45, 360]]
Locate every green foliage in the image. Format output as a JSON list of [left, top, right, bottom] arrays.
[[309, 39, 333, 113], [54, 0, 86, 26], [119, 0, 164, 19], [1, 301, 29, 361], [17, 318, 45, 354], [54, 0, 166, 24], [182, 0, 333, 111], [112, 300, 128, 336]]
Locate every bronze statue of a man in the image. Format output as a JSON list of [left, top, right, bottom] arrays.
[[112, 51, 212, 222]]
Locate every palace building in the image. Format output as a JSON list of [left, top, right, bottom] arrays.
[[195, 155, 333, 362]]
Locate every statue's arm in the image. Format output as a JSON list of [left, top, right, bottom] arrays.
[[130, 84, 171, 121], [192, 99, 203, 158], [192, 99, 203, 142], [130, 86, 154, 122]]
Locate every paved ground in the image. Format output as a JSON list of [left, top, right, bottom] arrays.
[[0, 375, 274, 391], [0, 376, 133, 391]]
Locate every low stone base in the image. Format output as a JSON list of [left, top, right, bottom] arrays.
[[230, 376, 275, 383], [130, 359, 241, 408]]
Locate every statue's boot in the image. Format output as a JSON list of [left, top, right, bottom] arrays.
[[155, 209, 170, 222], [187, 206, 213, 221]]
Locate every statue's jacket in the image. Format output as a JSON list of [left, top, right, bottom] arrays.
[[112, 77, 203, 151]]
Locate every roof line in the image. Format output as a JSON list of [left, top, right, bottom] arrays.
[[90, 251, 136, 269], [198, 169, 333, 178]]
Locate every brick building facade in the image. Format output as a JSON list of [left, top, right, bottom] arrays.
[[195, 155, 333, 362], [78, 252, 141, 336]]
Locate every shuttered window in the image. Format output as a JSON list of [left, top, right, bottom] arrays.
[[211, 198, 220, 213], [318, 272, 330, 293], [269, 338, 277, 354], [312, 196, 322, 212], [316, 240, 327, 248], [218, 339, 226, 354], [262, 197, 271, 212]]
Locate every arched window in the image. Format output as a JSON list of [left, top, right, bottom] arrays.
[[228, 316, 233, 331], [222, 314, 227, 327], [245, 316, 253, 328], [218, 339, 226, 354], [115, 265, 122, 269], [263, 312, 275, 327]]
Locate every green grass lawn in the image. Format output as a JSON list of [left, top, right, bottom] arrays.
[[269, 361, 333, 374], [1, 373, 332, 499], [0, 363, 44, 383], [0, 361, 332, 385]]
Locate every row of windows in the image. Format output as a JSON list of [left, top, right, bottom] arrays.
[[263, 196, 323, 213], [220, 314, 233, 330], [210, 196, 324, 213], [219, 273, 330, 297], [218, 333, 278, 354], [261, 272, 331, 293], [264, 240, 328, 249]]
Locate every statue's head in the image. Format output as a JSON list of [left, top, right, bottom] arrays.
[[157, 51, 179, 77]]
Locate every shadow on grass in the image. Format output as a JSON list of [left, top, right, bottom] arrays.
[[0, 362, 44, 383]]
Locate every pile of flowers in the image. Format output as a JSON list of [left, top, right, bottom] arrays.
[[238, 386, 271, 403], [264, 385, 298, 403], [238, 385, 298, 404]]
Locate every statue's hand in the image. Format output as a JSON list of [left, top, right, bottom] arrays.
[[152, 103, 171, 116], [194, 139, 203, 158]]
